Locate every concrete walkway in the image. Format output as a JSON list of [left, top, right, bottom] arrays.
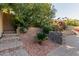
[[47, 35, 79, 56], [0, 33, 28, 56]]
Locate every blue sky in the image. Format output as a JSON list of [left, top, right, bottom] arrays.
[[53, 3, 79, 19]]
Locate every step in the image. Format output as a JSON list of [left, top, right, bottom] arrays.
[[0, 37, 20, 44], [0, 39, 23, 51], [3, 31, 16, 34], [3, 34, 18, 37], [0, 36, 20, 42]]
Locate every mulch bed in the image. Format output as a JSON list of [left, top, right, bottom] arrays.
[[19, 27, 59, 56]]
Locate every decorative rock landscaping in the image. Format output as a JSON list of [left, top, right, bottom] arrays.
[[20, 27, 59, 56]]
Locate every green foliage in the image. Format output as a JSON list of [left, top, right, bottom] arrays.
[[42, 25, 53, 34], [11, 4, 29, 29], [19, 27, 27, 33], [64, 19, 79, 26], [0, 4, 14, 13], [12, 4, 56, 33], [0, 3, 56, 33], [49, 20, 66, 31], [36, 32, 47, 42], [27, 4, 56, 27]]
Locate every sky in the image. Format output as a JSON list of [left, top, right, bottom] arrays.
[[53, 3, 79, 19]]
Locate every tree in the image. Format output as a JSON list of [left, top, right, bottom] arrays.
[[0, 3, 56, 31]]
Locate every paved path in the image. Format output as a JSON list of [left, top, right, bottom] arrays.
[[0, 33, 28, 56], [47, 35, 79, 56]]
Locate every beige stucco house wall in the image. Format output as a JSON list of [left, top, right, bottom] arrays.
[[0, 12, 3, 37]]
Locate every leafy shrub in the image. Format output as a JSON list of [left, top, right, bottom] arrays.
[[19, 27, 27, 33], [64, 19, 79, 26], [0, 4, 56, 33], [52, 25, 59, 31], [57, 21, 66, 31], [10, 4, 56, 33], [42, 25, 53, 34], [36, 32, 47, 44], [50, 20, 66, 31]]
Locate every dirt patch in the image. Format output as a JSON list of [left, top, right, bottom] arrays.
[[74, 27, 79, 32], [62, 26, 79, 36], [20, 27, 59, 56], [62, 30, 75, 36]]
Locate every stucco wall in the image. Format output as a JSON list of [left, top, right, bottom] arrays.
[[0, 12, 3, 37]]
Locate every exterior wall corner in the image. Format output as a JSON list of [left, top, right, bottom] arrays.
[[0, 12, 3, 37]]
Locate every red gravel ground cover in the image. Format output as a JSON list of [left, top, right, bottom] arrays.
[[20, 27, 59, 56]]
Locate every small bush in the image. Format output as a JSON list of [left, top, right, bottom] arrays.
[[19, 27, 27, 33], [36, 32, 47, 44], [42, 25, 53, 34], [57, 21, 66, 31], [50, 20, 66, 31]]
